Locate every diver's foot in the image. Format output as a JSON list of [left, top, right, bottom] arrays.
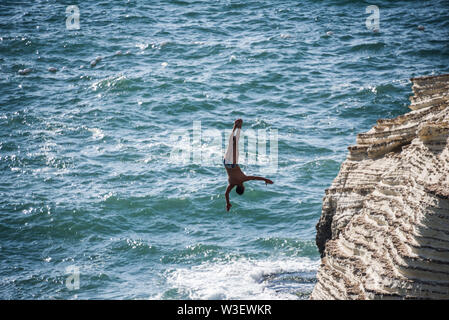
[[234, 119, 243, 128]]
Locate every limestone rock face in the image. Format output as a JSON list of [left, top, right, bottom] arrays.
[[311, 74, 449, 300]]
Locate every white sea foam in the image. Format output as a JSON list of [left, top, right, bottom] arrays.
[[91, 74, 126, 91], [136, 43, 149, 50], [88, 127, 104, 140], [165, 257, 319, 300]]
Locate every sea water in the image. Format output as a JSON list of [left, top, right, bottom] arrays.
[[0, 0, 448, 299]]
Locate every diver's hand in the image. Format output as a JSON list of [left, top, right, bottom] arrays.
[[226, 203, 232, 211]]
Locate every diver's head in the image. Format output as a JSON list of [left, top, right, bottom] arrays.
[[236, 184, 245, 195]]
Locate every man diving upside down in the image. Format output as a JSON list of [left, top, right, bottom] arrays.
[[223, 119, 273, 211]]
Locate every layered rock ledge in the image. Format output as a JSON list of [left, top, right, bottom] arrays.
[[311, 74, 449, 300]]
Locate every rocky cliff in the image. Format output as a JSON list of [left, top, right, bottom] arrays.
[[311, 74, 449, 300]]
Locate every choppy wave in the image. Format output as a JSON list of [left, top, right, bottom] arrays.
[[164, 257, 319, 300]]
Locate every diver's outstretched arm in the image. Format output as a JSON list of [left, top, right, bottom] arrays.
[[244, 176, 274, 184]]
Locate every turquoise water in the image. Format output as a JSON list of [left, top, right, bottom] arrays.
[[1, 0, 448, 299]]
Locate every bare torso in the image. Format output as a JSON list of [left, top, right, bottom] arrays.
[[225, 165, 247, 186]]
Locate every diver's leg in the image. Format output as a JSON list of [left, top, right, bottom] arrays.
[[233, 128, 241, 164], [224, 128, 241, 164], [224, 130, 235, 164]]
